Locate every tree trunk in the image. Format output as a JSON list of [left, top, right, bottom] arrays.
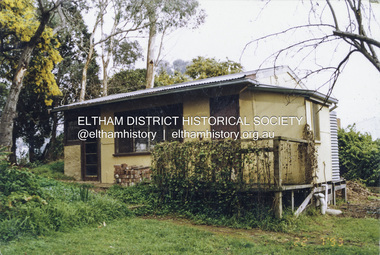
[[102, 64, 108, 96], [101, 25, 117, 97], [46, 101, 58, 160], [0, 11, 50, 151], [9, 127, 17, 164], [146, 12, 157, 89], [0, 47, 33, 150], [79, 35, 95, 101]]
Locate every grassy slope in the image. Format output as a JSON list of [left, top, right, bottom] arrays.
[[1, 162, 378, 254], [1, 215, 378, 255]]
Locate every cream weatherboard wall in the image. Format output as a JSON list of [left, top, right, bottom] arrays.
[[306, 100, 333, 183], [99, 106, 153, 184], [98, 95, 181, 184]]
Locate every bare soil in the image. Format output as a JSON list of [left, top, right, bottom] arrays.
[[335, 181, 380, 219]]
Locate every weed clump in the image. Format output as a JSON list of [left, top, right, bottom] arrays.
[[0, 155, 131, 242]]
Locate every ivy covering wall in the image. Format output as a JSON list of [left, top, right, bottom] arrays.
[[151, 140, 269, 215], [150, 138, 314, 216]]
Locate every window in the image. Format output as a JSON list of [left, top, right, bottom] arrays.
[[64, 109, 99, 145], [115, 104, 182, 154], [66, 119, 82, 143], [210, 94, 240, 138]]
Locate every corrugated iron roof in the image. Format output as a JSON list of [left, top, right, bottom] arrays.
[[53, 71, 257, 112], [52, 66, 337, 112]]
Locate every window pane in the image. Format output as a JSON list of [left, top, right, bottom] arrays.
[[135, 125, 148, 152]]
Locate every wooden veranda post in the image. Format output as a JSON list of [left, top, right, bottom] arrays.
[[273, 137, 282, 218]]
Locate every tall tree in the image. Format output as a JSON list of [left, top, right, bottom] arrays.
[[47, 2, 101, 160], [143, 0, 206, 89], [56, 5, 101, 104], [79, 0, 147, 101], [154, 57, 242, 86], [14, 80, 52, 163], [0, 0, 66, 151]]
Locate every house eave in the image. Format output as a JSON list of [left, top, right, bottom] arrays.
[[248, 84, 338, 105]]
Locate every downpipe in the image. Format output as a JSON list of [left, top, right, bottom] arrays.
[[314, 193, 327, 215], [314, 184, 343, 216]]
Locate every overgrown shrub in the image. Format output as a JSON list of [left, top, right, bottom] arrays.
[[147, 140, 297, 231], [338, 125, 380, 186], [152, 140, 260, 214], [0, 165, 42, 197], [0, 151, 131, 242]]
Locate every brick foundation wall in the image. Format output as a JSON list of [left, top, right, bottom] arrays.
[[114, 164, 152, 186]]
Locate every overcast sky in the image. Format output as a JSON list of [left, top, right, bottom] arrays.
[[90, 0, 380, 139], [153, 0, 380, 139]]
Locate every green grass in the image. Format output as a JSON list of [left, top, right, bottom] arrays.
[[29, 160, 74, 180], [1, 216, 378, 255], [1, 159, 379, 254], [0, 172, 131, 242]]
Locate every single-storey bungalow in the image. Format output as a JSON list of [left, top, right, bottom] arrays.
[[53, 66, 345, 216]]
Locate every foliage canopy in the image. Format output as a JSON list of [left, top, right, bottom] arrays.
[[338, 125, 380, 186], [0, 0, 63, 106]]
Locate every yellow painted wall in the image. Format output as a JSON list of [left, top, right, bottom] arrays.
[[97, 94, 184, 183], [239, 91, 332, 184], [183, 94, 211, 141], [305, 100, 333, 183], [64, 145, 81, 180], [315, 105, 333, 183], [239, 91, 306, 139]]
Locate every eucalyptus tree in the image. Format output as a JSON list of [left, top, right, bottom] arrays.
[[78, 0, 148, 101], [142, 0, 206, 89], [46, 2, 101, 160]]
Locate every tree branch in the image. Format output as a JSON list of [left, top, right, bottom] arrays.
[[240, 23, 335, 62], [333, 31, 380, 49], [323, 49, 358, 104], [326, 0, 339, 30]]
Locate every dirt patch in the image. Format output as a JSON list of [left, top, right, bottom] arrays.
[[336, 181, 380, 219]]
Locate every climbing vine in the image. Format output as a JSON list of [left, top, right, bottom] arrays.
[[151, 135, 316, 216], [151, 140, 273, 215], [301, 124, 318, 184]]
